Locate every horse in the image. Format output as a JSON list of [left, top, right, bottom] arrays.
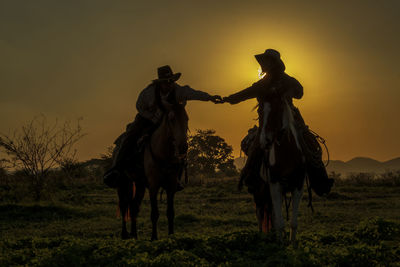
[[117, 101, 189, 240], [258, 91, 307, 244]]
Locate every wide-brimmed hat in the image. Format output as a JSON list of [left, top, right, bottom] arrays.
[[153, 65, 181, 83], [254, 49, 286, 72]]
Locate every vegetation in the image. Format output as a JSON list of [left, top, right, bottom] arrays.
[[0, 115, 85, 200], [1, 169, 400, 266], [331, 170, 400, 187], [187, 129, 237, 177]]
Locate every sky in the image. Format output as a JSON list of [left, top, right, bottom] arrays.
[[1, 0, 399, 162]]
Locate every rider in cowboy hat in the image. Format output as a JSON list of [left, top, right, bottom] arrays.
[[224, 49, 333, 195], [223, 49, 313, 192], [104, 65, 223, 188]]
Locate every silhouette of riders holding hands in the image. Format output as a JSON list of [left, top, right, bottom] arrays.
[[222, 49, 332, 195], [105, 50, 332, 195]]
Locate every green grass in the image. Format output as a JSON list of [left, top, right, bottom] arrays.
[[1, 177, 400, 266]]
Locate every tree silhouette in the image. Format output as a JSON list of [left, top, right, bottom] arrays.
[[187, 129, 237, 177]]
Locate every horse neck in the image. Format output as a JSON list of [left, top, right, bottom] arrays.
[[267, 100, 304, 170], [150, 117, 173, 160], [281, 100, 302, 152]]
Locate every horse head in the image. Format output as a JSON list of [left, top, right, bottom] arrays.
[[260, 93, 286, 149], [162, 101, 189, 159]]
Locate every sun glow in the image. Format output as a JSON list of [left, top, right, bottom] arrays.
[[258, 67, 266, 79]]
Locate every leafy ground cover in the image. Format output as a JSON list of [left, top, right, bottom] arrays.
[[1, 177, 400, 266]]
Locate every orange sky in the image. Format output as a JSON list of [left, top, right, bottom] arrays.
[[1, 1, 399, 161]]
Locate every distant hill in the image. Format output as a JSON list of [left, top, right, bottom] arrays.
[[234, 156, 400, 175], [383, 157, 400, 170], [326, 157, 400, 175]]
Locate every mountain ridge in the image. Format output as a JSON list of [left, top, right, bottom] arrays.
[[234, 156, 400, 175]]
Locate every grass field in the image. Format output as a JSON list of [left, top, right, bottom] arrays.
[[1, 176, 400, 266]]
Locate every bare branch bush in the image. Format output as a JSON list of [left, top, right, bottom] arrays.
[[0, 115, 85, 200]]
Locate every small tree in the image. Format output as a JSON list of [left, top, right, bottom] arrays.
[[0, 115, 85, 200], [100, 145, 114, 171], [187, 129, 237, 177]]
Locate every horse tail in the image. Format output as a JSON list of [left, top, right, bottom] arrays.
[[262, 205, 268, 233], [116, 183, 136, 221], [262, 204, 272, 233]]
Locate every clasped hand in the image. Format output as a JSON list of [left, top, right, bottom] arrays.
[[210, 95, 224, 104], [210, 95, 233, 104]]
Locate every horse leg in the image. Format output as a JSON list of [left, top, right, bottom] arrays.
[[269, 181, 285, 242], [256, 204, 265, 232], [266, 205, 272, 233], [290, 182, 304, 246], [130, 183, 145, 239], [118, 188, 130, 240], [166, 190, 176, 235], [149, 186, 160, 241], [120, 208, 129, 239]]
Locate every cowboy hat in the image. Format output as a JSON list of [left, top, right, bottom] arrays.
[[153, 65, 181, 83], [254, 49, 286, 72]]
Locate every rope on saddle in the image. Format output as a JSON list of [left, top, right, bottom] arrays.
[[301, 128, 330, 168]]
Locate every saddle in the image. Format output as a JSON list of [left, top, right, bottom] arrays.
[[241, 125, 258, 156], [240, 124, 333, 196]]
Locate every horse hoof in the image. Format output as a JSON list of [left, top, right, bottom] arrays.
[[130, 233, 138, 240], [121, 232, 129, 240]]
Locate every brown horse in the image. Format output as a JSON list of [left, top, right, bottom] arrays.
[[258, 91, 306, 243], [118, 102, 189, 240]]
